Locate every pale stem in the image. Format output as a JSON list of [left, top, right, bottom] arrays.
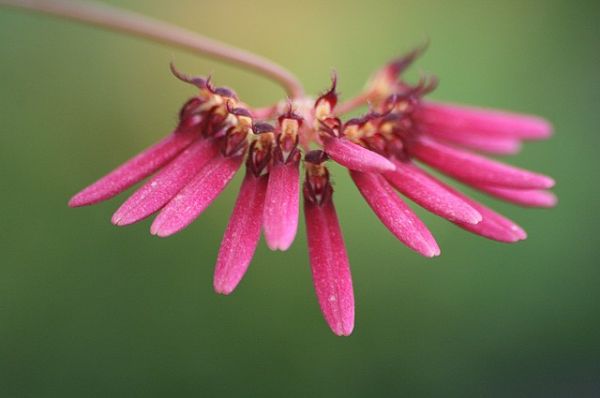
[[0, 0, 305, 98]]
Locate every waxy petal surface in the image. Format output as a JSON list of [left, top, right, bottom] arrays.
[[442, 184, 528, 242], [351, 170, 440, 257], [385, 159, 482, 224], [150, 154, 243, 237], [420, 125, 522, 155], [69, 130, 197, 207], [408, 137, 555, 189], [214, 173, 268, 295], [324, 136, 396, 173], [263, 161, 300, 251], [305, 199, 354, 336], [472, 184, 557, 208], [112, 138, 218, 226], [417, 101, 553, 140]]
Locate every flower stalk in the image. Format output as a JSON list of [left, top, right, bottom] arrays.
[[0, 0, 304, 98]]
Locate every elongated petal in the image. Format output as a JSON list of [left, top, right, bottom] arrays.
[[214, 173, 268, 295], [69, 130, 197, 207], [305, 198, 354, 336], [350, 170, 440, 257], [440, 184, 528, 242], [408, 137, 555, 189], [112, 138, 218, 226], [385, 159, 481, 224], [263, 161, 300, 251], [150, 154, 243, 237], [417, 101, 553, 140], [324, 136, 396, 173], [420, 125, 522, 155], [471, 184, 558, 208]]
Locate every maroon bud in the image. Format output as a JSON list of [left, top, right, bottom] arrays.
[[303, 160, 333, 206], [246, 139, 272, 176], [304, 150, 329, 165], [277, 103, 304, 126], [221, 127, 249, 157], [314, 73, 338, 118], [253, 122, 276, 134], [226, 103, 252, 118]]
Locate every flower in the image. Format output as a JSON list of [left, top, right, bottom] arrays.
[[69, 49, 555, 336]]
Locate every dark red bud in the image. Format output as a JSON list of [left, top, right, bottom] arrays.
[[226, 102, 252, 118], [246, 140, 272, 176], [304, 150, 329, 165], [277, 104, 304, 126], [253, 122, 275, 134], [315, 73, 338, 110]]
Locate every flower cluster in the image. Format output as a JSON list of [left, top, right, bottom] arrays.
[[70, 49, 555, 336]]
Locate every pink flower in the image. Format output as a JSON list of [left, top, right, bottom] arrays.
[[70, 49, 556, 336]]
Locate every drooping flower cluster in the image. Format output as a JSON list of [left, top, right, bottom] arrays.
[[70, 49, 555, 336]]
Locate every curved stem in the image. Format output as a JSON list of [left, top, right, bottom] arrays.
[[0, 0, 304, 98]]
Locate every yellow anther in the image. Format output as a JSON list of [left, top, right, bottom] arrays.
[[281, 118, 299, 139], [315, 101, 332, 121]]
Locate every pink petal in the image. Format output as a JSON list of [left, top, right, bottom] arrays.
[[408, 137, 555, 189], [441, 184, 528, 243], [150, 154, 243, 237], [350, 170, 440, 257], [417, 101, 553, 140], [263, 160, 300, 251], [304, 197, 354, 336], [112, 138, 218, 226], [323, 136, 396, 173], [385, 159, 482, 224], [471, 184, 558, 208], [420, 124, 522, 155], [214, 172, 268, 295], [69, 130, 197, 207]]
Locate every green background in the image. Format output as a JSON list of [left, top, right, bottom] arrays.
[[1, 0, 598, 396]]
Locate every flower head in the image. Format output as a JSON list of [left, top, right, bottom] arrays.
[[70, 47, 555, 336]]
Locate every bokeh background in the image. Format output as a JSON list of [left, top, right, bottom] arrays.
[[1, 0, 599, 396]]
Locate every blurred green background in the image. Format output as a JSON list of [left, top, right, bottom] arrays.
[[1, 0, 599, 396]]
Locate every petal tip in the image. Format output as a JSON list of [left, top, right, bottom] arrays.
[[111, 211, 141, 227], [150, 221, 171, 238], [427, 246, 442, 258], [328, 318, 355, 336], [534, 119, 554, 138], [214, 283, 234, 295], [265, 237, 293, 252], [333, 326, 354, 337], [513, 225, 528, 241], [111, 212, 124, 226], [543, 177, 556, 189], [416, 242, 441, 258], [546, 193, 558, 207], [67, 195, 86, 208]]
